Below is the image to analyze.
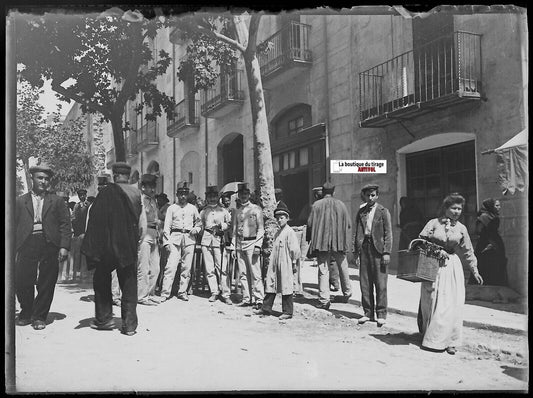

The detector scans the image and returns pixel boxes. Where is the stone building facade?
[102,8,528,294]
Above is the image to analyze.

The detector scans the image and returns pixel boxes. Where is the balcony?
[359,31,482,128]
[258,21,313,89]
[166,99,200,138]
[136,120,159,151]
[201,69,245,118]
[124,130,138,159]
[106,148,115,169]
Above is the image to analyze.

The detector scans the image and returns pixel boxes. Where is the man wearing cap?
[354,184,392,327]
[254,202,301,319]
[82,162,147,336]
[137,174,161,306]
[71,188,89,281]
[232,182,265,308]
[220,191,237,296]
[198,186,232,303]
[160,181,201,302]
[15,165,72,330]
[306,181,353,310]
[155,193,171,295]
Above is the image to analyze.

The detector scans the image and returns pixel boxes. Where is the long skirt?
[418,253,465,350]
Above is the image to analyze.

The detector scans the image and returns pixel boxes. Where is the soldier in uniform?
[198,186,232,303]
[220,191,237,301]
[160,181,201,302]
[137,174,161,306]
[15,165,72,330]
[232,183,265,308]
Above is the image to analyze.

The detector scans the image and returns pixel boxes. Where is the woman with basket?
[417,193,483,355]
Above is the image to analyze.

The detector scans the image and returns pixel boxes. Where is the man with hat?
[306,181,353,310]
[154,193,171,295]
[71,188,89,281]
[353,183,392,327]
[232,182,265,308]
[137,174,161,306]
[82,162,147,336]
[15,164,72,330]
[198,186,232,303]
[159,181,201,302]
[254,202,301,319]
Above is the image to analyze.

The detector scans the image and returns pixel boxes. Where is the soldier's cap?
[322,181,335,191]
[141,174,157,185]
[274,188,283,195]
[111,162,132,175]
[76,189,87,195]
[274,201,290,218]
[361,183,379,193]
[176,181,189,192]
[206,185,219,196]
[29,164,54,177]
[237,182,250,193]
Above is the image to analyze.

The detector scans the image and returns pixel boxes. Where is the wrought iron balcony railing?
[136,120,159,150]
[201,69,245,117]
[167,99,200,136]
[359,31,482,127]
[258,21,312,79]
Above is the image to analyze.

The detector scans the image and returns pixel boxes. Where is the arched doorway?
[218,133,244,186]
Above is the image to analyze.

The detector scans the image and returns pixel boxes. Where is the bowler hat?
[274,201,290,217]
[361,183,379,193]
[141,174,157,185]
[77,189,87,195]
[206,186,219,196]
[29,164,54,177]
[237,182,250,193]
[176,181,189,192]
[112,162,132,175]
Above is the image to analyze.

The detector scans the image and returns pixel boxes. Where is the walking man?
[232,183,265,308]
[82,162,146,336]
[199,186,232,303]
[306,181,352,310]
[15,165,72,330]
[137,174,161,306]
[354,184,392,327]
[160,181,201,302]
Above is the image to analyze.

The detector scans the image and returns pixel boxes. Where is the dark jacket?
[354,203,392,255]
[15,192,72,252]
[81,183,142,270]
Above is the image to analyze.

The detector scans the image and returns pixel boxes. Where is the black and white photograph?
[5,3,528,393]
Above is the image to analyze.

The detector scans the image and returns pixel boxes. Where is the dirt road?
[13,281,528,392]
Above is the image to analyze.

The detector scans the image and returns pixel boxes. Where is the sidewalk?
[299,260,528,335]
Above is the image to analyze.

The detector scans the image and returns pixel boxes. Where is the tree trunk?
[22,160,32,192]
[111,113,126,162]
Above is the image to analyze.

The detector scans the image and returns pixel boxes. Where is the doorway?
[280,170,309,226]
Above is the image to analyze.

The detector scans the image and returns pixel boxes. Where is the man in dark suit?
[15,165,72,330]
[353,184,392,327]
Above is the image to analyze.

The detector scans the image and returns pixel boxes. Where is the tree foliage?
[15,8,176,161]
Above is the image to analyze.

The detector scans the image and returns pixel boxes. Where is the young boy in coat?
[353,184,392,327]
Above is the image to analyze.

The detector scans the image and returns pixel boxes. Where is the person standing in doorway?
[15,165,72,330]
[354,184,392,327]
[306,181,352,310]
[82,162,146,336]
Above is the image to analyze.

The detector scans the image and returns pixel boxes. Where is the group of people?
[14,162,506,354]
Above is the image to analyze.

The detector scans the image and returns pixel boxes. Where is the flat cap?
[141,174,157,185]
[29,164,54,177]
[176,181,190,192]
[206,185,219,195]
[322,181,335,191]
[274,201,290,218]
[111,162,131,175]
[361,183,379,193]
[237,182,250,192]
[76,189,87,195]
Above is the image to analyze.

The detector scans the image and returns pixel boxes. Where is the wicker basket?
[396,239,443,283]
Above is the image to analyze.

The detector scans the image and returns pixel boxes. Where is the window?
[299,148,308,166]
[406,141,476,231]
[288,116,304,135]
[273,155,280,172]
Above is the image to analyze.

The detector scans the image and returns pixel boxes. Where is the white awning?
[492,129,528,195]
[494,128,528,152]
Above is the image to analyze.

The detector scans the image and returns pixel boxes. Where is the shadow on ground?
[45,312,66,325]
[75,316,122,330]
[80,295,95,302]
[501,365,529,382]
[370,332,421,347]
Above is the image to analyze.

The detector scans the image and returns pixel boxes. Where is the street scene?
[7,4,529,394]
